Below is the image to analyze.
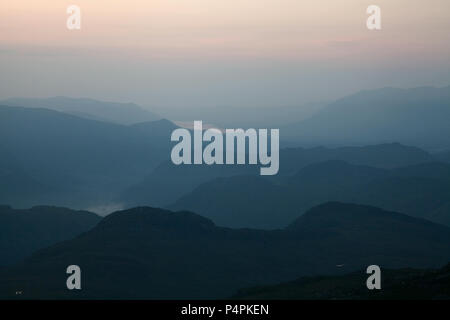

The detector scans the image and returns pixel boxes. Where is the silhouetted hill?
[391,162,450,180]
[287,160,388,189]
[130,119,178,138]
[356,176,450,222]
[0,144,53,205]
[0,106,176,208]
[121,160,258,208]
[1,97,160,125]
[279,143,433,176]
[1,203,450,299]
[287,202,448,238]
[170,161,450,228]
[283,86,450,150]
[233,263,450,300]
[0,206,100,266]
[170,175,294,229]
[122,143,432,208]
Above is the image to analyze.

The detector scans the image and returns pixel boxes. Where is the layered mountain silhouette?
[121,160,259,208]
[0,145,53,205]
[1,97,160,125]
[0,205,100,266]
[283,86,450,150]
[233,263,450,299]
[0,106,177,208]
[2,90,450,301]
[2,91,445,215]
[123,143,433,209]
[1,202,449,299]
[171,160,450,229]
[170,175,294,229]
[277,143,433,175]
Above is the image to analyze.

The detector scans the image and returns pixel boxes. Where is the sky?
[1,0,450,112]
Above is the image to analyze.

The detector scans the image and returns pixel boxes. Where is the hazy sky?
[1,0,450,110]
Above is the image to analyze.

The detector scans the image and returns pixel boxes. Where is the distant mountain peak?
[130,118,178,131]
[2,202,450,299]
[286,201,446,232]
[97,206,216,232]
[0,96,160,125]
[283,85,450,150]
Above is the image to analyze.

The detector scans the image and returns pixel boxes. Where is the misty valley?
[3,0,450,312]
[1,87,450,300]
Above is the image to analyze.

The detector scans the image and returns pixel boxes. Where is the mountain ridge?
[0,96,160,125]
[0,205,101,266]
[0,105,176,209]
[171,160,450,229]
[283,86,450,150]
[1,202,450,299]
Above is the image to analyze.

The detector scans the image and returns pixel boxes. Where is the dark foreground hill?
[0,206,101,266]
[1,202,450,299]
[233,263,450,300]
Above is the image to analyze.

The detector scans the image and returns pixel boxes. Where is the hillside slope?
[0,205,101,266]
[1,203,450,299]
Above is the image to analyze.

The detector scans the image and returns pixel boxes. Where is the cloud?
[86,203,125,216]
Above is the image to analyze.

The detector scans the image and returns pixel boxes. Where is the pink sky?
[1,0,449,108]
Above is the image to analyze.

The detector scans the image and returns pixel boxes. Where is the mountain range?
[122,143,434,209]
[1,202,449,299]
[283,86,450,151]
[3,86,450,214]
[1,87,450,301]
[0,205,100,266]
[0,105,176,209]
[0,97,160,125]
[233,263,450,300]
[169,160,450,229]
